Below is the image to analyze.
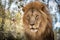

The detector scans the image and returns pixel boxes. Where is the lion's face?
[24,9,41,32]
[23,8,48,37]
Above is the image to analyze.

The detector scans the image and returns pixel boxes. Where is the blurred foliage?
[58,28,60,33]
[0,0,25,39]
[0,3,6,31]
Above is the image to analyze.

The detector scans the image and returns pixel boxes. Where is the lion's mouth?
[30,28,38,32]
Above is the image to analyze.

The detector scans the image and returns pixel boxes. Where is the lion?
[22,1,54,40]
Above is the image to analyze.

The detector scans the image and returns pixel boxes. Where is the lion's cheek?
[23,24,30,30]
[38,25,47,36]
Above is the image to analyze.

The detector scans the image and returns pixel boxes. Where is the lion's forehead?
[26,9,40,17]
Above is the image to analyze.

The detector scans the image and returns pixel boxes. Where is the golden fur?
[23,1,54,40]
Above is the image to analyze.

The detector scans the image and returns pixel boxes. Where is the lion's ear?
[22,6,29,12]
[41,4,49,13]
[22,7,25,12]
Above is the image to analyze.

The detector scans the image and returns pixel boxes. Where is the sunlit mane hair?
[23,1,54,40]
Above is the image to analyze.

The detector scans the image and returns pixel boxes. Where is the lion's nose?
[30,24,34,26]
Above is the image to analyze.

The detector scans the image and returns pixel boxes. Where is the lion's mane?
[23,1,54,40]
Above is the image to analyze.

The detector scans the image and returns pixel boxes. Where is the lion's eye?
[36,15,39,20]
[36,15,38,17]
[27,16,30,20]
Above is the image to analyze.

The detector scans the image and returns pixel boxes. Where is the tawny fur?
[23,1,54,40]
